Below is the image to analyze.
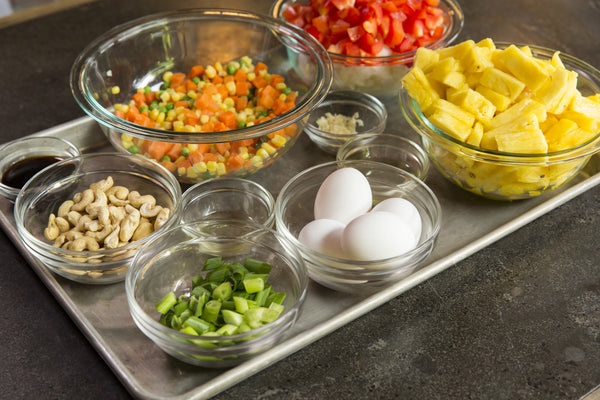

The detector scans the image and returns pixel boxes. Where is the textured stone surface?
[0,0,599,399]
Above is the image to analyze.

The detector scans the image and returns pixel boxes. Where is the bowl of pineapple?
[399,38,600,200]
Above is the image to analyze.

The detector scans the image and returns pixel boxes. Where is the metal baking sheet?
[1,116,599,400]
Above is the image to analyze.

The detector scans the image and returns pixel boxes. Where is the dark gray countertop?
[0,0,599,399]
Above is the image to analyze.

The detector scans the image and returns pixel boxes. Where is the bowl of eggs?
[274,160,441,293]
[272,0,464,99]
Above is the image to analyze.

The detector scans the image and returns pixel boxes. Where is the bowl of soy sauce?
[0,136,81,202]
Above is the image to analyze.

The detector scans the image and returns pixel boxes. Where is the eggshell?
[314,167,372,224]
[298,218,346,258]
[341,211,418,261]
[372,197,422,241]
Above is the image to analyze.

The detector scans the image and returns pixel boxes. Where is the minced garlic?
[316,112,364,135]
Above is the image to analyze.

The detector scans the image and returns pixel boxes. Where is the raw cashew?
[108,205,127,225]
[119,205,141,242]
[128,191,156,208]
[85,224,113,243]
[85,189,108,217]
[154,207,170,230]
[44,214,60,240]
[139,203,162,218]
[74,215,93,232]
[71,189,94,212]
[67,210,82,227]
[89,175,114,192]
[106,186,129,206]
[69,236,100,251]
[132,219,154,241]
[57,200,74,218]
[104,225,120,249]
[55,216,70,233]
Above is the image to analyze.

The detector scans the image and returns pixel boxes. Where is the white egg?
[372,197,422,241]
[341,211,418,261]
[314,167,372,224]
[298,219,346,258]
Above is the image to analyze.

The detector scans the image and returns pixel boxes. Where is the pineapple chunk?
[570,94,600,120]
[480,67,526,100]
[476,38,496,51]
[460,45,494,74]
[493,45,550,91]
[414,47,440,73]
[534,68,577,114]
[447,87,496,124]
[557,109,600,133]
[401,66,440,113]
[480,112,540,150]
[428,57,466,88]
[486,98,546,131]
[551,51,565,69]
[544,118,579,152]
[436,40,476,61]
[427,99,475,141]
[475,84,512,112]
[495,127,548,154]
[466,121,484,147]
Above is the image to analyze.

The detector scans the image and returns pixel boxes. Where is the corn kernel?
[187,144,198,152]
[259,69,268,77]
[161,121,172,130]
[160,91,170,102]
[225,81,236,95]
[166,109,176,121]
[247,72,256,81]
[247,121,255,127]
[111,86,120,95]
[261,142,277,155]
[216,162,227,175]
[238,146,249,159]
[174,155,185,164]
[175,106,186,115]
[241,56,252,66]
[271,135,287,148]
[186,90,197,99]
[251,155,263,167]
[214,62,224,74]
[150,108,160,120]
[256,148,270,159]
[186,167,199,178]
[177,113,186,122]
[205,65,217,79]
[216,154,226,163]
[240,65,250,74]
[177,167,186,176]
[200,114,210,124]
[171,92,182,102]
[207,161,218,173]
[156,112,166,124]
[223,97,235,108]
[173,120,185,132]
[279,93,287,101]
[163,71,173,82]
[275,82,286,91]
[193,162,207,173]
[185,124,195,132]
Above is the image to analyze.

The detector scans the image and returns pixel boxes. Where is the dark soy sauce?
[1,156,63,189]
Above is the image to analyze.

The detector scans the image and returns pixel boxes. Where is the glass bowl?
[0,136,81,202]
[14,153,182,284]
[181,177,275,227]
[337,133,430,181]
[125,218,308,368]
[271,0,463,99]
[70,9,332,184]
[399,44,600,200]
[274,160,441,294]
[304,90,387,154]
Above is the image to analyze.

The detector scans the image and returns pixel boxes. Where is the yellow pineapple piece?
[460,45,494,74]
[557,109,600,133]
[476,38,496,51]
[493,45,550,91]
[535,68,577,114]
[466,121,484,147]
[480,67,526,100]
[495,126,548,153]
[480,112,539,150]
[475,84,512,112]
[539,115,559,133]
[427,99,476,141]
[414,47,440,73]
[570,94,600,120]
[401,66,440,113]
[427,57,466,88]
[544,118,579,152]
[447,87,496,124]
[551,51,565,69]
[436,40,476,61]
[486,98,547,131]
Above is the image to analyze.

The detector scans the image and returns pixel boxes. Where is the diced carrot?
[186,115,199,126]
[212,75,223,85]
[175,100,191,109]
[252,75,267,89]
[257,85,279,110]
[188,65,204,79]
[255,62,268,74]
[270,74,284,87]
[132,91,146,106]
[195,93,220,113]
[225,153,244,171]
[215,142,231,155]
[145,92,156,104]
[217,84,229,100]
[188,150,203,165]
[204,152,219,162]
[114,110,125,119]
[160,160,177,172]
[185,80,197,91]
[176,159,191,169]
[286,91,298,103]
[174,85,187,93]
[236,81,251,96]
[233,68,247,82]
[147,141,173,161]
[218,110,237,130]
[224,75,235,84]
[196,143,211,154]
[170,72,186,88]
[166,143,183,160]
[235,95,248,112]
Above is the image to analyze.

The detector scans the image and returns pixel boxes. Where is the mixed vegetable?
[283,0,447,59]
[155,257,287,339]
[113,56,299,180]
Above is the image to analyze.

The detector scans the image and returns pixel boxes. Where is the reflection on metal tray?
[1,116,599,400]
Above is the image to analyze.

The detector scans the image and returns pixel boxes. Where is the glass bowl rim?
[400,42,600,164]
[70,8,333,144]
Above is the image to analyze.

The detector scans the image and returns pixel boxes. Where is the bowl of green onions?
[125,218,308,367]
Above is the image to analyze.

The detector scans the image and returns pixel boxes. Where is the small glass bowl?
[304,90,387,154]
[181,178,275,227]
[399,44,600,200]
[125,218,308,368]
[272,0,464,99]
[0,136,81,202]
[70,9,332,184]
[14,153,182,284]
[274,160,441,294]
[337,133,430,181]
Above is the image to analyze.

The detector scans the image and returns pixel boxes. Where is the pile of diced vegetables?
[113,56,299,179]
[155,257,287,339]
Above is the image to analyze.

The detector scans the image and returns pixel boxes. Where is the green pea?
[192,77,201,84]
[150,101,159,110]
[144,86,152,94]
[181,147,190,157]
[226,64,237,75]
[139,106,148,112]
[128,145,139,154]
[237,121,247,129]
[282,87,292,95]
[166,103,175,110]
[161,155,171,162]
[158,106,168,114]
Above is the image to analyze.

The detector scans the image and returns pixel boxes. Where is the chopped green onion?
[243,277,264,294]
[156,292,177,314]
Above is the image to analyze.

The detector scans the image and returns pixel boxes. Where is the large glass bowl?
[125,219,308,368]
[274,160,441,294]
[400,44,600,201]
[14,153,182,284]
[70,9,332,184]
[271,0,463,99]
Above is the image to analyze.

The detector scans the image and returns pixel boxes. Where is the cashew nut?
[85,189,108,218]
[119,205,140,242]
[85,223,113,243]
[66,210,82,227]
[104,225,120,249]
[108,205,127,225]
[106,186,129,206]
[128,191,156,208]
[44,214,60,241]
[71,189,94,212]
[139,203,163,218]
[89,175,114,192]
[74,214,93,232]
[57,200,74,218]
[68,236,100,251]
[154,207,170,230]
[132,219,154,241]
[55,216,70,233]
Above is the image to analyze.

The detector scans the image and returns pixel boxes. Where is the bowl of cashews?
[14,152,183,284]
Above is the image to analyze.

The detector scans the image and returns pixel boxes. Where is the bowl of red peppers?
[70,9,332,184]
[272,0,463,99]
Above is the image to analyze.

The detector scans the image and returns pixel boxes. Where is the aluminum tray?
[1,116,599,400]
